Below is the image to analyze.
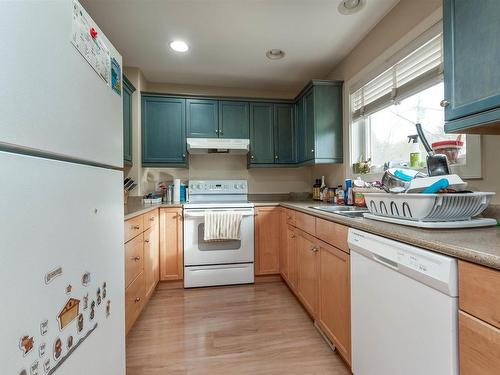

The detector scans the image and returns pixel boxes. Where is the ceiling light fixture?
[266,49,285,60]
[170,40,189,52]
[338,0,365,15]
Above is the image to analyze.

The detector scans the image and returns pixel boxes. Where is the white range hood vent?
[186,138,250,155]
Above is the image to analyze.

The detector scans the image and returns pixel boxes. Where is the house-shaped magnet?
[57,298,80,330]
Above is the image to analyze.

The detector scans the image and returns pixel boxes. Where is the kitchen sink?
[310,206,369,218]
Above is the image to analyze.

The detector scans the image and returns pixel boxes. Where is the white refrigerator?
[0,1,125,374]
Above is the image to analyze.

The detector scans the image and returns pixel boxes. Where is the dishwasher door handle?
[372,253,399,270]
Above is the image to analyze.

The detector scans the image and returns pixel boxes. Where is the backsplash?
[139,154,313,195]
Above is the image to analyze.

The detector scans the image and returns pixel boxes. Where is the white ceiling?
[82,0,399,93]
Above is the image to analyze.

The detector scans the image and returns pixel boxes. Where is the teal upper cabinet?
[249,103,274,164]
[219,101,249,139]
[274,104,295,164]
[123,75,136,165]
[296,81,343,164]
[142,96,187,167]
[186,99,219,138]
[444,0,500,134]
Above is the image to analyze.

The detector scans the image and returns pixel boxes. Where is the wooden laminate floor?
[126,282,351,375]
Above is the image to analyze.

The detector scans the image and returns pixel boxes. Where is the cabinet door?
[296,97,306,163]
[304,89,315,161]
[297,231,319,317]
[219,101,249,139]
[318,241,351,366]
[122,81,133,164]
[186,99,219,138]
[159,208,184,281]
[444,0,500,121]
[274,103,295,164]
[125,271,145,335]
[255,206,281,275]
[142,96,186,165]
[249,103,274,164]
[144,221,159,299]
[287,226,298,291]
[459,311,500,375]
[279,208,288,280]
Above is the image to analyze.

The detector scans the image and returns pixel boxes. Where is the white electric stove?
[183,180,255,288]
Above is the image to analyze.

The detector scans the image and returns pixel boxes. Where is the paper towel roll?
[173,179,181,203]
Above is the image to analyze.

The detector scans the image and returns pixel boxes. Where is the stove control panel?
[188,180,248,194]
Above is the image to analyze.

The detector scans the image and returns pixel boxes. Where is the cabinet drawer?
[315,218,349,254]
[459,261,500,329]
[286,209,296,226]
[125,215,143,243]
[125,233,144,288]
[125,272,145,335]
[295,211,315,235]
[143,209,158,231]
[459,311,500,375]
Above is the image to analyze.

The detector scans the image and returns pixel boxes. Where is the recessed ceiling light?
[338,0,365,15]
[170,40,189,52]
[266,49,285,60]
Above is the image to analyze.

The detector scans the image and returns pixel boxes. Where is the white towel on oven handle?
[204,210,242,241]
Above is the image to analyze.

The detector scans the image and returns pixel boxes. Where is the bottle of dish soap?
[408,134,421,169]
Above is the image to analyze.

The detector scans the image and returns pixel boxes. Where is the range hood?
[186,138,250,154]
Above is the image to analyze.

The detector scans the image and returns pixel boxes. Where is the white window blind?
[351,34,443,120]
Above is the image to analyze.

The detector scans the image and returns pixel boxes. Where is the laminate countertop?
[125,199,500,270]
[276,201,500,271]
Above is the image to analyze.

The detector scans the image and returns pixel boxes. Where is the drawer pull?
[132,225,140,230]
[149,217,155,221]
[134,297,141,303]
[291,234,296,238]
[311,246,319,253]
[131,256,141,261]
[144,239,150,244]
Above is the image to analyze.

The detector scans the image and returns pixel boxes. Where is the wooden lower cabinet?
[159,207,184,281]
[144,224,159,299]
[459,311,500,375]
[279,208,289,280]
[286,226,298,290]
[255,206,281,275]
[124,209,161,335]
[318,240,351,366]
[296,230,319,318]
[125,271,145,335]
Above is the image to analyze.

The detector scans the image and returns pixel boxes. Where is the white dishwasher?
[348,229,459,375]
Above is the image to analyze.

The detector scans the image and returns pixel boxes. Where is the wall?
[141,155,311,194]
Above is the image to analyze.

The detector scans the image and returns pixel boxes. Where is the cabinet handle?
[311,149,315,153]
[440,100,450,107]
[215,129,219,134]
[132,225,140,230]
[144,239,150,244]
[251,155,255,159]
[149,217,155,222]
[134,297,141,303]
[275,155,278,159]
[290,234,295,238]
[182,153,186,158]
[287,215,292,220]
[220,131,223,136]
[311,246,319,252]
[131,256,141,261]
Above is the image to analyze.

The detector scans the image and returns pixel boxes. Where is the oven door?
[183,208,255,266]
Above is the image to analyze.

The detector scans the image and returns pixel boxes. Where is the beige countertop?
[124,198,500,270]
[278,201,500,271]
[124,199,182,220]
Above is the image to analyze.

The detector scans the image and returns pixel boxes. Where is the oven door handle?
[183,210,255,218]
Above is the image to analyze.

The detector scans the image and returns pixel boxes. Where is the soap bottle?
[408,134,421,169]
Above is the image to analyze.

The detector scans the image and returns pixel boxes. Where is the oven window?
[197,223,242,251]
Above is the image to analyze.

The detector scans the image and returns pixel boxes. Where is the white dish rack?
[363,192,495,222]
